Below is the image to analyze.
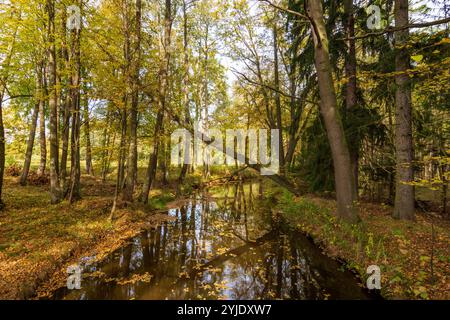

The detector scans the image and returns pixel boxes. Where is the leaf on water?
[411,55,424,63]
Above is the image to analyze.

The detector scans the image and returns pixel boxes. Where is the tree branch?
[231,68,318,106]
[342,17,450,40]
[257,0,308,20]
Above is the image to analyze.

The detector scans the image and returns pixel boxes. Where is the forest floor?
[0,175,178,300]
[271,188,450,300]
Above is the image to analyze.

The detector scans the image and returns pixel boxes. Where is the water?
[51,182,372,300]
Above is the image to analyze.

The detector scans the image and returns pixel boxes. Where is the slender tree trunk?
[68,7,82,203]
[21,64,44,185]
[60,5,71,188]
[142,109,164,204]
[101,108,112,182]
[441,164,448,218]
[20,92,40,186]
[393,0,415,220]
[0,11,20,207]
[123,0,142,202]
[202,23,210,179]
[161,136,169,186]
[60,87,71,186]
[306,0,359,223]
[284,53,299,168]
[68,94,81,202]
[83,99,94,175]
[273,20,285,174]
[343,0,359,195]
[0,90,6,208]
[38,65,47,176]
[0,94,5,208]
[112,0,132,215]
[142,0,172,204]
[178,0,191,187]
[111,104,127,217]
[46,0,62,204]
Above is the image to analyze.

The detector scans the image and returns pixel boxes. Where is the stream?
[51,181,373,300]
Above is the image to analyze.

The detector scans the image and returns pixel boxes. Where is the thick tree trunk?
[343,0,359,195]
[393,0,415,220]
[123,0,142,202]
[46,0,62,204]
[306,0,359,223]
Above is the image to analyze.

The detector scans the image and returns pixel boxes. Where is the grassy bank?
[269,188,449,300]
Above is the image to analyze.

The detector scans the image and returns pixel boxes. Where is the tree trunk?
[202,23,211,179]
[161,137,169,186]
[68,7,82,203]
[123,0,142,202]
[0,11,20,207]
[142,109,164,204]
[46,0,62,204]
[38,65,47,177]
[284,54,299,168]
[273,20,285,174]
[60,4,71,188]
[101,108,112,182]
[20,63,44,185]
[393,0,415,220]
[60,86,72,186]
[343,0,359,195]
[306,0,359,223]
[20,95,40,186]
[0,94,5,209]
[178,0,191,188]
[68,93,81,202]
[112,0,132,215]
[83,99,94,175]
[111,104,127,216]
[142,0,172,204]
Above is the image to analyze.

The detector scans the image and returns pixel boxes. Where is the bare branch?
[231,68,318,106]
[257,0,308,20]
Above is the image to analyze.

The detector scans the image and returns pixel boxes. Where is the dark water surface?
[51,182,372,300]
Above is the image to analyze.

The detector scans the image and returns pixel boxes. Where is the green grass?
[270,186,450,300]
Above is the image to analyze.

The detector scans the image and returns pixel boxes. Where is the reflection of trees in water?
[55,182,370,300]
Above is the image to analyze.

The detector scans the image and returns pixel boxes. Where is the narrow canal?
[51,182,372,300]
